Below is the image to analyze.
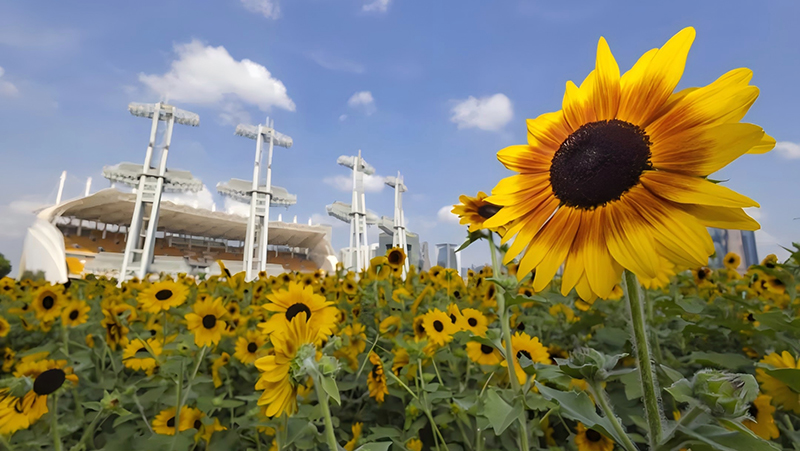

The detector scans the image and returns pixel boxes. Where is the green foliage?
[0,252,10,279]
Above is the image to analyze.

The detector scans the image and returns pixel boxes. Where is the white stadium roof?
[39,188,330,247]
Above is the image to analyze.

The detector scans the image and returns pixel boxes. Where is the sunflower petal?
[641,171,759,208]
[562,80,595,131]
[604,201,660,279]
[591,37,621,120]
[747,133,776,154]
[618,27,696,126]
[680,204,760,231]
[583,209,623,299]
[526,111,571,152]
[497,145,553,174]
[503,199,559,264]
[518,207,579,281]
[532,209,581,292]
[650,122,765,176]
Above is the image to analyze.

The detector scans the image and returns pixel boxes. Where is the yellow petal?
[560,238,585,297]
[562,80,594,131]
[497,145,553,174]
[618,27,696,126]
[640,171,759,208]
[582,209,623,299]
[604,201,660,279]
[575,273,598,303]
[591,37,621,120]
[517,207,576,277]
[747,133,776,154]
[679,204,760,231]
[502,198,559,264]
[650,122,765,176]
[526,111,571,152]
[532,209,581,292]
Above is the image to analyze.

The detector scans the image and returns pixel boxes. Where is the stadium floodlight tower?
[385,172,409,276]
[235,117,293,281]
[120,102,199,281]
[337,151,375,273]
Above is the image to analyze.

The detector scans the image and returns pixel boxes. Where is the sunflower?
[255,311,319,418]
[179,406,205,432]
[2,347,15,372]
[379,316,402,337]
[723,252,742,270]
[743,394,779,440]
[101,313,129,351]
[386,247,407,270]
[152,407,179,435]
[367,352,388,403]
[451,191,504,233]
[31,286,66,322]
[574,423,614,451]
[185,297,228,348]
[460,308,488,336]
[422,309,459,347]
[212,352,230,388]
[137,280,189,313]
[511,332,550,385]
[61,300,91,327]
[260,282,337,341]
[466,341,503,366]
[234,330,267,365]
[549,303,577,323]
[756,351,800,413]
[405,438,423,451]
[0,317,9,338]
[412,316,427,342]
[344,422,363,451]
[341,277,358,296]
[483,27,773,301]
[122,338,163,375]
[367,257,391,281]
[0,392,43,435]
[197,417,227,444]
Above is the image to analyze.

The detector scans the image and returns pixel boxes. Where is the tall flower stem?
[50,394,63,451]
[313,377,338,451]
[623,270,663,448]
[488,234,529,451]
[588,381,638,451]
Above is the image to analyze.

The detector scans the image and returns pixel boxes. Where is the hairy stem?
[588,381,639,451]
[313,377,339,451]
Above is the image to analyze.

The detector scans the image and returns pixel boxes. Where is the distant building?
[436,243,461,270]
[708,228,758,271]
[378,231,422,268]
[420,242,431,271]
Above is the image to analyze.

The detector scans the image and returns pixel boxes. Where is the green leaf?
[456,230,486,252]
[112,413,138,428]
[676,296,706,314]
[688,352,754,371]
[678,423,781,451]
[354,443,392,451]
[535,382,627,446]
[754,311,800,334]
[365,427,401,440]
[321,376,341,406]
[482,388,523,435]
[665,378,695,404]
[619,369,642,401]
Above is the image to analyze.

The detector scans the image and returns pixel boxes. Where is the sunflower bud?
[558,348,628,382]
[692,370,758,417]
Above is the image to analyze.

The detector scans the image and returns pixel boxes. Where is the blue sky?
[1,0,798,274]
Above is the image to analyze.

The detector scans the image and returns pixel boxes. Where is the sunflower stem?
[588,381,639,451]
[313,375,339,451]
[488,234,530,451]
[171,360,185,442]
[623,270,664,448]
[50,394,63,451]
[644,289,663,363]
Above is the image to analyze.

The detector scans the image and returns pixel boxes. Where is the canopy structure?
[102,162,203,192]
[21,188,337,281]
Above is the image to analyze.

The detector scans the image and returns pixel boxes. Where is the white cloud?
[138,40,295,118]
[309,213,347,229]
[323,173,385,193]
[0,66,19,97]
[437,205,460,225]
[450,93,513,131]
[241,0,280,19]
[363,0,391,13]
[775,141,800,160]
[347,91,376,115]
[163,185,216,211]
[309,52,364,74]
[218,102,252,127]
[339,114,348,122]
[0,199,48,239]
[223,198,250,217]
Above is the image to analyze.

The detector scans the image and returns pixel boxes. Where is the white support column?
[55,171,67,205]
[258,118,275,275]
[243,123,263,281]
[139,114,174,278]
[84,177,92,197]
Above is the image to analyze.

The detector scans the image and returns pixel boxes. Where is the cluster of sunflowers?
[1,24,797,451]
[0,242,798,450]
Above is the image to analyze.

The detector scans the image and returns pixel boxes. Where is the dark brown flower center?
[247,342,258,353]
[42,295,55,310]
[468,317,478,327]
[480,344,494,355]
[69,309,79,320]
[585,429,603,442]
[155,289,173,301]
[388,250,403,265]
[449,314,458,324]
[516,350,532,361]
[550,119,652,209]
[167,417,175,428]
[286,303,312,322]
[477,203,502,219]
[194,419,202,429]
[136,347,148,355]
[202,315,217,329]
[433,320,444,332]
[33,368,66,395]
[748,403,759,418]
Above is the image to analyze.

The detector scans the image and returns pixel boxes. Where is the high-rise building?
[436,243,461,270]
[708,228,758,271]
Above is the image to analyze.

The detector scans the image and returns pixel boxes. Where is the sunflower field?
[1,26,796,451]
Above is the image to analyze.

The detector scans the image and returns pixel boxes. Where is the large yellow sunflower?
[122,338,163,375]
[61,300,91,327]
[466,341,503,366]
[422,309,459,347]
[234,330,267,365]
[185,297,228,348]
[255,311,319,418]
[574,423,615,451]
[743,394,780,440]
[260,282,337,340]
[31,285,66,322]
[756,351,800,413]
[483,27,773,300]
[451,192,504,233]
[367,352,388,403]
[510,332,550,385]
[385,247,407,270]
[138,280,189,313]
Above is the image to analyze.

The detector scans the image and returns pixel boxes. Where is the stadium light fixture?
[120,102,200,281]
[236,117,294,281]
[329,151,374,273]
[385,172,409,276]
